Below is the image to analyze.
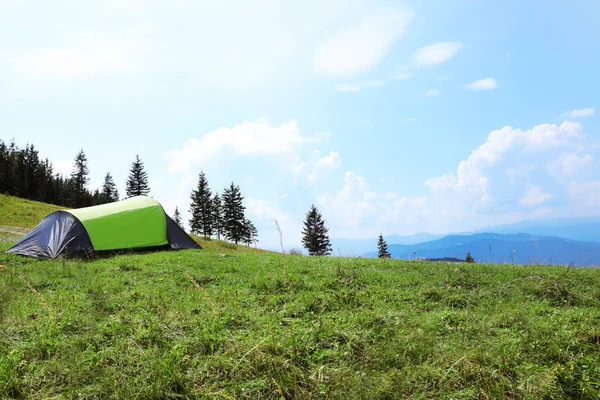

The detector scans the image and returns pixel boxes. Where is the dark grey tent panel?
[165,215,201,250]
[7,211,93,259]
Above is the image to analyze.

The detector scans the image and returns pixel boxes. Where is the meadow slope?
[0,194,263,253]
[2,241,600,398]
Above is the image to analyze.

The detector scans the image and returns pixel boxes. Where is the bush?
[289,248,303,256]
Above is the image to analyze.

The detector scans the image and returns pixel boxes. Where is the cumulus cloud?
[563,108,595,118]
[295,150,341,183]
[246,197,303,247]
[411,42,462,67]
[318,119,598,239]
[548,152,593,176]
[314,8,413,77]
[318,172,378,229]
[466,78,498,90]
[519,186,553,207]
[166,119,307,175]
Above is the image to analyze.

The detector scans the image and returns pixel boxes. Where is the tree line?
[2,139,393,257]
[0,139,259,246]
[0,140,151,208]
[186,171,257,247]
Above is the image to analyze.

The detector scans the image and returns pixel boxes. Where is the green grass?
[2,194,600,398]
[0,194,64,228]
[2,244,600,398]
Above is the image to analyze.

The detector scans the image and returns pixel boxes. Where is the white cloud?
[548,152,593,176]
[563,108,595,118]
[334,80,386,92]
[295,150,341,183]
[246,197,302,247]
[318,171,378,229]
[315,118,600,239]
[411,42,462,67]
[5,25,155,81]
[466,78,498,90]
[519,186,553,207]
[424,88,440,97]
[425,121,586,213]
[166,119,307,175]
[568,181,600,206]
[314,8,413,77]
[2,1,385,92]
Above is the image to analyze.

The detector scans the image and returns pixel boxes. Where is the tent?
[6,196,200,259]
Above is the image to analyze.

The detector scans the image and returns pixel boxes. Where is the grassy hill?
[2,196,600,398]
[0,194,259,253]
[0,194,64,228]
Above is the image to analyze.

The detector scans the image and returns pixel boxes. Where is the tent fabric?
[66,196,168,251]
[6,196,200,259]
[6,211,93,259]
[165,214,200,249]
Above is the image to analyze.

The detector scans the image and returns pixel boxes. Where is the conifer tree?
[211,193,223,240]
[125,155,150,198]
[69,148,90,207]
[377,233,391,259]
[173,206,183,229]
[465,252,475,263]
[222,182,246,244]
[92,188,102,205]
[301,204,332,256]
[101,172,119,203]
[242,218,258,247]
[188,171,213,236]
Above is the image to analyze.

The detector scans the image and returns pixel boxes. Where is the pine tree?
[188,171,213,236]
[125,155,150,198]
[101,172,119,203]
[173,206,183,229]
[91,188,102,205]
[301,204,332,256]
[69,148,90,207]
[377,233,391,259]
[465,252,475,263]
[211,193,223,240]
[222,182,246,244]
[242,218,258,247]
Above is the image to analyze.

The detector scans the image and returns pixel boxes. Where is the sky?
[1,0,599,248]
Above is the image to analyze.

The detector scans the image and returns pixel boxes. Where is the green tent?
[7,196,200,259]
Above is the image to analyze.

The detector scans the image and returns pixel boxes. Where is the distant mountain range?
[330,217,600,266]
[476,217,600,242]
[362,233,600,266]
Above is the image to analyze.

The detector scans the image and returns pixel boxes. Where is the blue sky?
[1,0,599,248]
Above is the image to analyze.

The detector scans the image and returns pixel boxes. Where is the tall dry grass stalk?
[184,272,218,314]
[25,280,55,319]
[272,219,289,285]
